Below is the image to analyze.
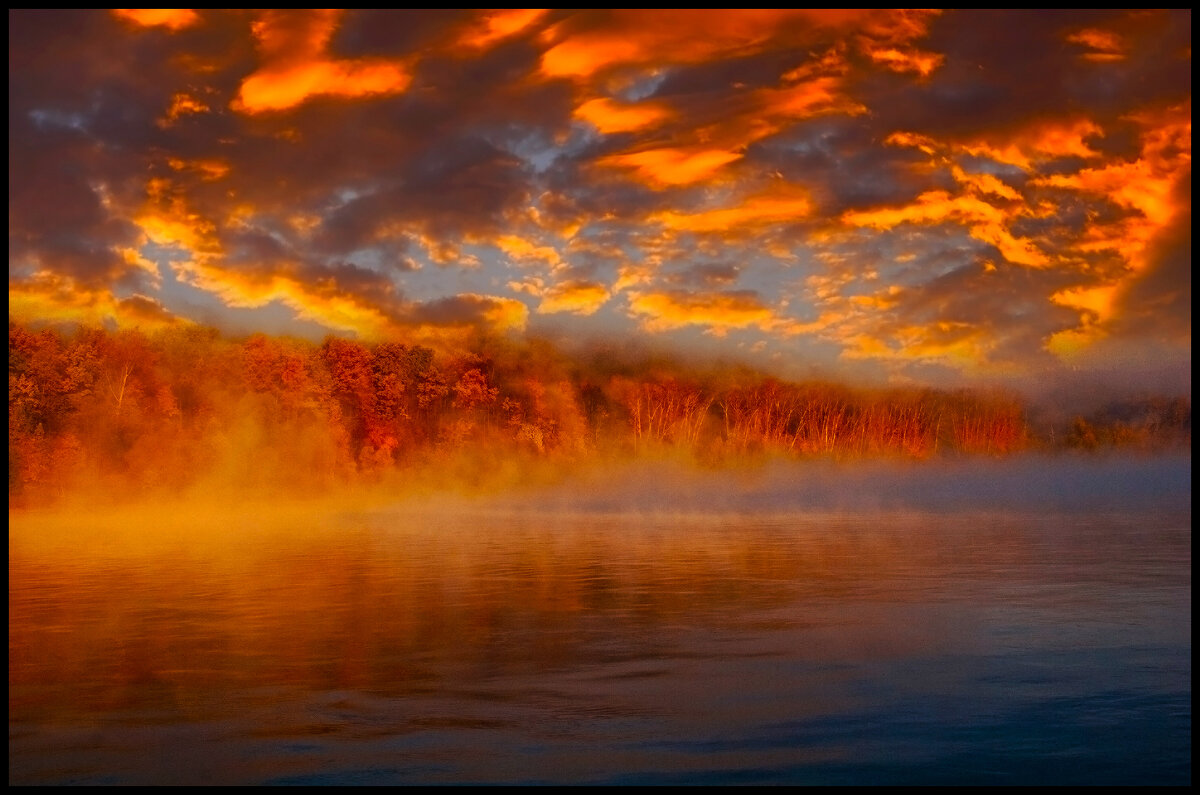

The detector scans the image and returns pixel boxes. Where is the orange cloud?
[1051,284,1119,322]
[876,104,1187,364]
[402,232,472,268]
[573,97,671,134]
[1036,103,1189,272]
[540,9,873,79]
[1044,325,1107,359]
[134,191,387,339]
[158,93,210,127]
[173,258,527,341]
[495,234,564,269]
[884,130,939,155]
[135,179,221,258]
[569,12,934,188]
[166,157,230,181]
[1045,284,1122,358]
[1067,28,1125,62]
[129,171,527,342]
[525,197,586,241]
[460,8,549,49]
[841,322,994,370]
[237,61,411,115]
[804,266,1008,374]
[1035,104,1190,359]
[233,10,411,113]
[889,119,1105,172]
[856,8,944,76]
[626,289,815,337]
[847,285,904,310]
[173,259,399,337]
[1040,154,1178,232]
[512,278,611,315]
[793,277,999,371]
[116,246,163,287]
[950,165,1020,201]
[593,60,863,187]
[968,224,1051,270]
[866,47,943,77]
[613,264,655,293]
[753,74,867,126]
[960,119,1103,171]
[651,187,812,233]
[113,9,199,31]
[842,190,1050,268]
[9,272,187,332]
[599,147,744,187]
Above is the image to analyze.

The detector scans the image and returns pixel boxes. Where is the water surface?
[9,457,1191,784]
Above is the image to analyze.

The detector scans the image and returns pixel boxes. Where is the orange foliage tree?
[7,319,1189,506]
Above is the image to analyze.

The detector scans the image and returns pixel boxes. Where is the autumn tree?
[319,336,385,467]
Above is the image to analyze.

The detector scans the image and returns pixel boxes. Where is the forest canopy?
[9,320,1191,507]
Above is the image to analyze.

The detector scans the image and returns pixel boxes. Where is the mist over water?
[424,453,1192,517]
[9,454,1192,785]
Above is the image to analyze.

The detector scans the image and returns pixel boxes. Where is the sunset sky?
[8,9,1191,390]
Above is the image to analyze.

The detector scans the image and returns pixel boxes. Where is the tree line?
[9,321,1191,505]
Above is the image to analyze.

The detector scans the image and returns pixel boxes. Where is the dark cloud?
[751,118,956,217]
[1110,173,1192,340]
[334,9,472,58]
[313,135,532,253]
[409,293,525,330]
[8,122,142,286]
[871,10,1190,144]
[116,293,182,325]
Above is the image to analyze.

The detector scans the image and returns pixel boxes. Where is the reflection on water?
[8,460,1192,785]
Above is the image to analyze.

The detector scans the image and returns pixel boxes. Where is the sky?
[8,9,1192,392]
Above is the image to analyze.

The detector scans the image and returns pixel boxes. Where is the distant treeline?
[8,321,1191,505]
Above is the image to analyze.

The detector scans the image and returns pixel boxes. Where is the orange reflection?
[9,501,1042,714]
